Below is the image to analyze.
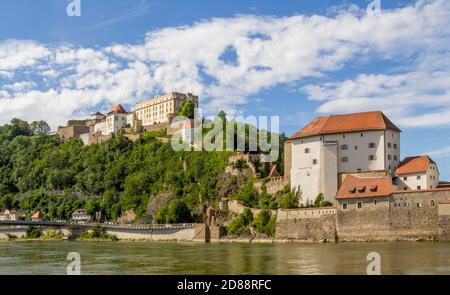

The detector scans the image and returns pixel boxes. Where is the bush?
[251,210,276,236]
[6,233,17,240]
[25,226,42,239]
[80,224,117,241]
[278,185,300,209]
[227,216,249,236]
[155,200,191,224]
[42,230,63,239]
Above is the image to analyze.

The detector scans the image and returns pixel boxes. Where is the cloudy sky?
[0,0,449,179]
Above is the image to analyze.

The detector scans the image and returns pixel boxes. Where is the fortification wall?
[276,208,337,242]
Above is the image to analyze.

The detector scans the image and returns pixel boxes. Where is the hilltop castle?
[57,92,199,145]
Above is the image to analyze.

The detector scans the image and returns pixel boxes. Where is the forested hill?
[0,118,231,222]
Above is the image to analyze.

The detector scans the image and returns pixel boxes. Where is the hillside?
[0,118,288,224]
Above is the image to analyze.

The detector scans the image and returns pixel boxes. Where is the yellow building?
[133,92,199,126]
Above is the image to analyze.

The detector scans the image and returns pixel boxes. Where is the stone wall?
[389,190,450,240]
[284,141,292,182]
[336,189,450,241]
[228,200,276,217]
[276,213,337,242]
[253,176,288,195]
[337,197,391,241]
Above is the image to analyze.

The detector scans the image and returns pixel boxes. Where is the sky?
[0,0,449,179]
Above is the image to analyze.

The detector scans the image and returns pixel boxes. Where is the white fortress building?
[285,111,440,205]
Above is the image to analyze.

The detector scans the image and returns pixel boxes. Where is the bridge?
[0,221,202,241]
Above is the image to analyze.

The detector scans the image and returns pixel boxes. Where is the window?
[388,155,392,160]
[304,148,311,153]
[368,155,376,161]
[368,143,376,148]
[393,143,398,149]
[394,200,401,207]
[387,142,392,148]
[374,200,378,205]
[341,157,349,163]
[342,134,346,138]
[403,177,407,181]
[312,159,318,165]
[394,155,398,161]
[354,146,358,150]
[403,186,408,190]
[357,201,363,210]
[342,203,348,210]
[417,175,421,180]
[416,202,422,208]
[341,144,348,150]
[430,200,435,206]
[417,186,421,190]
[360,133,364,137]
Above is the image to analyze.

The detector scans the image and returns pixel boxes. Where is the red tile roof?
[336,175,393,199]
[107,104,128,115]
[289,111,401,140]
[395,155,436,175]
[91,111,105,117]
[31,210,43,218]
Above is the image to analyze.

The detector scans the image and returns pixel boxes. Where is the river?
[1,240,450,275]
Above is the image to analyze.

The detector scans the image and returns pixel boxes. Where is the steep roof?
[107,104,128,115]
[336,175,393,199]
[395,155,437,175]
[31,210,43,218]
[91,111,105,117]
[289,111,401,140]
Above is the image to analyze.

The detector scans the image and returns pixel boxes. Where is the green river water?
[1,240,450,275]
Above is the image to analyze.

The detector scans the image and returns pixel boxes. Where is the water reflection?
[0,241,449,275]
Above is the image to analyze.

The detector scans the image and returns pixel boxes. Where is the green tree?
[30,121,50,135]
[177,100,195,119]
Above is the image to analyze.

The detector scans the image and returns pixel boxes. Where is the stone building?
[394,155,440,190]
[286,111,401,204]
[335,175,450,241]
[133,92,199,126]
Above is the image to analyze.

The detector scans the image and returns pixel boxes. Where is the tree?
[279,185,300,209]
[31,121,51,135]
[177,100,195,119]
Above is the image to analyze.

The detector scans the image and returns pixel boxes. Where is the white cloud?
[428,145,450,158]
[0,0,449,130]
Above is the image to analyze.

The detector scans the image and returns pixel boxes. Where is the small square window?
[394,155,398,161]
[341,157,349,163]
[304,148,311,153]
[357,201,363,210]
[342,203,348,210]
[388,155,392,160]
[403,176,407,181]
[368,155,375,161]
[368,143,376,148]
[393,144,398,149]
[354,146,358,150]
[417,175,421,180]
[341,144,348,150]
[312,159,318,165]
[417,186,421,190]
[387,142,392,148]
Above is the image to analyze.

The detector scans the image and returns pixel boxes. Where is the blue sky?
[0,0,449,179]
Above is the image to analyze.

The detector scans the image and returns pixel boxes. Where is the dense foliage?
[0,119,230,223]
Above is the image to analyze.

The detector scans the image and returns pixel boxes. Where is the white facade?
[105,114,128,134]
[396,163,440,190]
[94,121,106,135]
[290,130,400,205]
[134,92,199,126]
